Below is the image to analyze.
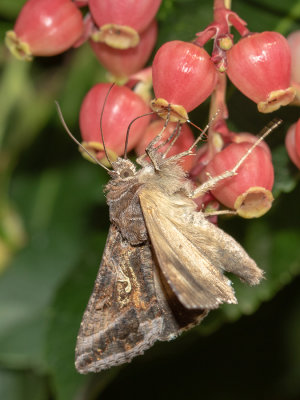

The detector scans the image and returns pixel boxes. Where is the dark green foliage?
[0,1,300,399]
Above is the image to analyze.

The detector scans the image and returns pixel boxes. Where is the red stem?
[214,0,226,9]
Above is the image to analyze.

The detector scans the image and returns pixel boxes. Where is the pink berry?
[5,0,84,60]
[285,119,300,169]
[152,41,217,120]
[287,30,300,83]
[89,0,161,33]
[201,142,274,218]
[226,31,295,113]
[79,83,151,163]
[287,30,300,102]
[90,19,157,79]
[73,0,88,6]
[135,120,195,171]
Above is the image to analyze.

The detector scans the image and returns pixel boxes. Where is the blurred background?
[0,1,300,399]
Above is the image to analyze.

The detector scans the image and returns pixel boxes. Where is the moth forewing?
[75,225,165,373]
[139,188,236,309]
[139,178,263,310]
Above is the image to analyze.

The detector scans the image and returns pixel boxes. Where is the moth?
[56,102,280,374]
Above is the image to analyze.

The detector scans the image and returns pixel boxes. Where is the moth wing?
[139,190,237,309]
[75,225,164,374]
[185,217,263,286]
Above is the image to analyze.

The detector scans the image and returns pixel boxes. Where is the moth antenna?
[55,101,110,172]
[123,111,155,159]
[187,119,203,134]
[100,84,115,168]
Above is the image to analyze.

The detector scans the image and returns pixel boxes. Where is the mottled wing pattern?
[75,224,209,373]
[75,225,164,373]
[106,179,148,245]
[139,188,263,310]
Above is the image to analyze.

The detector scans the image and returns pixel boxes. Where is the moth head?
[109,158,137,180]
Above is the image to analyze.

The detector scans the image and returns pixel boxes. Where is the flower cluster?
[5,0,300,218]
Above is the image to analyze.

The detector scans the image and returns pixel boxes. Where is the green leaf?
[0,368,48,400]
[0,0,26,19]
[0,162,107,370]
[157,0,213,45]
[272,145,299,197]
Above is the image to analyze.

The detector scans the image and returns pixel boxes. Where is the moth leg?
[145,109,172,170]
[147,108,171,151]
[191,169,237,199]
[166,148,195,163]
[167,111,226,163]
[136,154,149,167]
[203,209,237,217]
[158,121,181,158]
[191,119,283,199]
[136,120,181,167]
[166,122,210,163]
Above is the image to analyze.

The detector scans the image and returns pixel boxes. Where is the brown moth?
[68,113,281,374]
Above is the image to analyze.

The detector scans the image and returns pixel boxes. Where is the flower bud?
[5,0,83,60]
[285,119,300,169]
[79,83,151,164]
[287,30,300,103]
[201,142,274,218]
[227,32,295,113]
[89,0,161,33]
[89,0,161,49]
[90,20,157,79]
[151,41,217,121]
